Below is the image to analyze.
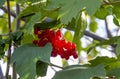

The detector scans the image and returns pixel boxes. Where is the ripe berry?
[33,28,78,60]
[33,40,38,45]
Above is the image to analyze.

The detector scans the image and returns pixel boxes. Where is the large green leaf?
[52,64,106,79]
[47,0,102,24]
[11,43,52,79]
[0,0,5,7]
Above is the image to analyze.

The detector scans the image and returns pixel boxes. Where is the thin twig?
[0,6,25,21]
[84,30,107,41]
[0,64,4,79]
[15,4,20,31]
[12,62,17,79]
[5,0,12,79]
[105,18,112,38]
[50,63,63,69]
[12,4,20,79]
[105,18,116,54]
[0,6,16,18]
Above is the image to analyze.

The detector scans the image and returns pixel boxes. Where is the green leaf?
[89,56,117,67]
[21,33,34,44]
[107,61,120,70]
[113,17,120,26]
[116,37,120,55]
[11,31,24,44]
[25,12,43,33]
[0,0,5,7]
[95,7,109,19]
[73,13,87,53]
[19,3,44,18]
[62,59,69,67]
[47,0,102,24]
[88,36,119,53]
[64,30,73,42]
[107,67,120,79]
[36,61,48,77]
[65,18,76,31]
[52,64,106,79]
[112,3,120,26]
[89,20,98,33]
[11,43,52,79]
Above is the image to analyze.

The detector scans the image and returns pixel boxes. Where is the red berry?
[51,49,58,57]
[33,40,38,45]
[73,53,78,59]
[33,28,78,60]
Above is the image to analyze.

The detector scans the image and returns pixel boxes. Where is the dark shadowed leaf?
[36,61,48,77]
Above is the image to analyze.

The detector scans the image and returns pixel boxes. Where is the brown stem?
[6,1,12,33]
[15,4,20,31]
[5,45,12,79]
[105,18,112,38]
[0,64,4,79]
[84,30,107,41]
[0,6,16,18]
[12,4,20,79]
[0,6,25,21]
[12,62,17,79]
[5,0,12,79]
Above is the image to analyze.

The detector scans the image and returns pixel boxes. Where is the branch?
[0,64,4,79]
[15,4,20,31]
[12,4,20,79]
[84,30,107,41]
[0,6,16,18]
[0,6,25,21]
[105,18,112,38]
[50,63,63,69]
[5,0,12,79]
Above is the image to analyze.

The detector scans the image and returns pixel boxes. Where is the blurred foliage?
[0,0,120,79]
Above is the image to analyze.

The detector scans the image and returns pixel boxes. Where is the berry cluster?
[33,28,78,60]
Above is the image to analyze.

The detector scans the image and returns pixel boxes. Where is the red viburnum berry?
[33,28,78,60]
[73,53,78,59]
[51,48,58,57]
[33,40,38,45]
